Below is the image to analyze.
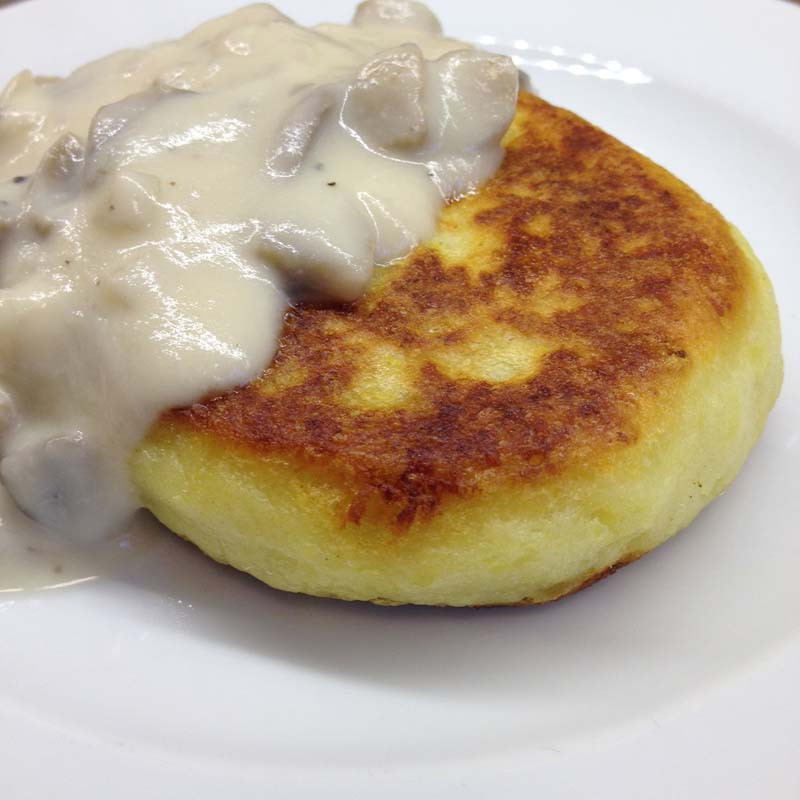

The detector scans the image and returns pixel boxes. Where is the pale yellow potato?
[131,94,782,606]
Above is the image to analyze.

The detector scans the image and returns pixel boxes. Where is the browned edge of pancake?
[156,92,748,530]
[358,551,646,607]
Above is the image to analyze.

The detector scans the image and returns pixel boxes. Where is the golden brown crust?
[531,551,644,606]
[360,552,644,607]
[162,93,747,526]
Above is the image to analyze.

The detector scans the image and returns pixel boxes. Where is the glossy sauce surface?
[0,1,518,587]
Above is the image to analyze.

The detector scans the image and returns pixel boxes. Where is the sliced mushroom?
[26,132,85,228]
[341,44,426,151]
[428,50,518,151]
[85,87,178,182]
[265,86,335,178]
[258,189,375,303]
[0,431,131,541]
[352,0,442,34]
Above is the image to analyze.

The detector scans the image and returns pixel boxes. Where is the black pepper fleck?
[326,181,336,186]
[109,204,115,211]
[12,175,27,184]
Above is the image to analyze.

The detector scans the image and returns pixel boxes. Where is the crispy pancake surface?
[132,93,782,606]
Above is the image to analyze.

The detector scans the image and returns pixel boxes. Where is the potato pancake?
[131,92,782,606]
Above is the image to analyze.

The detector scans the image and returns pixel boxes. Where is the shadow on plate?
[106,422,799,705]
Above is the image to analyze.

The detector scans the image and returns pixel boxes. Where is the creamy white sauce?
[0,1,518,586]
[0,484,163,593]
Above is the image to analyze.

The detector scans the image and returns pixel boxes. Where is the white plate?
[1,0,799,797]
